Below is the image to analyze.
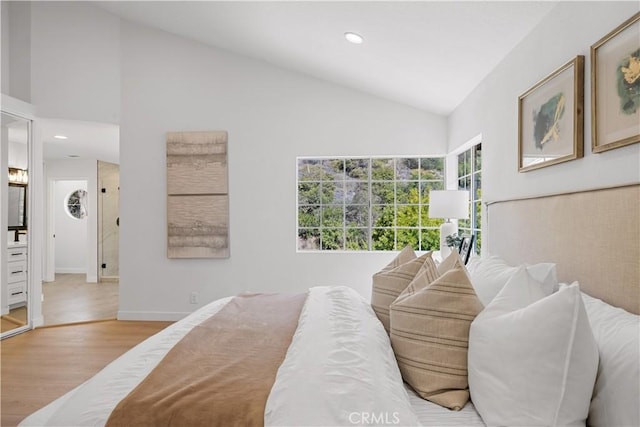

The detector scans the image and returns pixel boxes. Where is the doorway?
[54,180,89,276]
[43,172,119,326]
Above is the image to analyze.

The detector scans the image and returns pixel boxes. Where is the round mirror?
[65,189,88,219]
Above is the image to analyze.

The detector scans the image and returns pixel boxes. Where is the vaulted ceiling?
[40,1,558,163]
[98,1,556,115]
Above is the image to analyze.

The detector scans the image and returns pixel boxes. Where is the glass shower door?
[98,161,119,280]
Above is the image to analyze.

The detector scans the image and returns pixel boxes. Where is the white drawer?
[7,281,27,305]
[7,246,27,261]
[7,260,27,284]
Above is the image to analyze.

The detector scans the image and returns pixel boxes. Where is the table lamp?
[428,190,470,258]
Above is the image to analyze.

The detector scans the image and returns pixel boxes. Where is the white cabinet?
[7,244,27,307]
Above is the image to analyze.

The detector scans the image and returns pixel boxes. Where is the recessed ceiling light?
[68,155,80,158]
[54,135,68,140]
[344,32,364,44]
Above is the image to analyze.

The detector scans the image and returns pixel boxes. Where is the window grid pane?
[298,156,445,251]
[456,144,482,254]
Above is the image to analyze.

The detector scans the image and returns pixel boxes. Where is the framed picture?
[518,56,584,172]
[591,12,640,153]
[458,234,475,265]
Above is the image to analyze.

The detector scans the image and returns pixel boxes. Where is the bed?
[20,185,639,426]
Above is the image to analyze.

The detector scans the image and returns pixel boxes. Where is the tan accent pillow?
[390,264,483,410]
[394,258,440,304]
[371,247,434,333]
[436,249,462,276]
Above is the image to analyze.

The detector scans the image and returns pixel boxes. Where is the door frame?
[1,95,38,337]
[44,177,91,282]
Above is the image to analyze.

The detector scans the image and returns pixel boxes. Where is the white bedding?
[21,286,485,427]
[265,286,420,426]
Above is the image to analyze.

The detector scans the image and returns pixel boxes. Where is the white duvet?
[21,286,484,427]
[265,286,420,426]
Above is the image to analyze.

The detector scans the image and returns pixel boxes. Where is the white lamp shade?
[429,190,470,219]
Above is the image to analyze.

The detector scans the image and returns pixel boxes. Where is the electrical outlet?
[189,292,198,304]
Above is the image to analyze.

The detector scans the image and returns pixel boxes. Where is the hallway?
[43,274,118,326]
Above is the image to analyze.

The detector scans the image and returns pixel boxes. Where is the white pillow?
[569,286,640,427]
[466,255,557,305]
[468,268,598,426]
[525,262,558,294]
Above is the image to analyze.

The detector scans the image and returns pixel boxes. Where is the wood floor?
[1,320,172,427]
[43,274,119,326]
[1,307,27,334]
[1,274,118,334]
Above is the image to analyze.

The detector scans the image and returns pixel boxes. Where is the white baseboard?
[55,268,86,274]
[117,310,190,322]
[32,315,44,328]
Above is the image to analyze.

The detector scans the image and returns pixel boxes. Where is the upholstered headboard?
[486,184,640,315]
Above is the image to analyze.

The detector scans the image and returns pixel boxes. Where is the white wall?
[1,1,9,96]
[30,2,120,124]
[0,1,31,102]
[119,21,447,319]
[8,140,27,169]
[45,159,98,282]
[449,2,640,206]
[54,180,88,274]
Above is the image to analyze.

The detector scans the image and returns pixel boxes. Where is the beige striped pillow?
[390,264,483,410]
[394,259,440,304]
[436,249,463,276]
[371,247,434,333]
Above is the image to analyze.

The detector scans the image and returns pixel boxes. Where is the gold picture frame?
[591,12,640,153]
[518,56,584,172]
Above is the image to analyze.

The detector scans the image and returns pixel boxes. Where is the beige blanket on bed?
[106,292,306,427]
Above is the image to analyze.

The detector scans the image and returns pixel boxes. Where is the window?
[457,144,481,254]
[297,157,445,251]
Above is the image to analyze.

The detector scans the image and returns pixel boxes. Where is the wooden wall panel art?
[167,131,229,258]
